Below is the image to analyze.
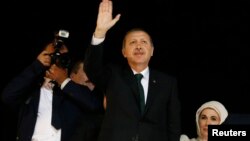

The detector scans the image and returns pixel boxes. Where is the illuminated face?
[122,31,154,68]
[198,108,221,139]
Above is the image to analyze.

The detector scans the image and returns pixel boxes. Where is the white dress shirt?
[32,79,62,141]
[132,68,149,103]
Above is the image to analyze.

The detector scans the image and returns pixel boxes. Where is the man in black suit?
[69,59,104,141]
[2,41,102,141]
[84,0,181,141]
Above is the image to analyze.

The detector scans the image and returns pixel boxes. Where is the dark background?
[1,0,250,140]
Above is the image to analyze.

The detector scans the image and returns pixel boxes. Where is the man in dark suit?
[2,41,102,141]
[69,59,104,141]
[84,0,181,141]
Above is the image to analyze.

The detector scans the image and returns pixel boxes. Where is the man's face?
[122,31,154,68]
[70,63,89,85]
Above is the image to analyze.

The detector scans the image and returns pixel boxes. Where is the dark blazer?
[69,87,105,141]
[1,60,102,141]
[84,43,181,141]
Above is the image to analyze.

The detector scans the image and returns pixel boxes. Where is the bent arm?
[2,60,46,107]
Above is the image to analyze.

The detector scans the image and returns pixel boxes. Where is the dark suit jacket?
[1,60,102,141]
[84,43,181,141]
[69,88,105,141]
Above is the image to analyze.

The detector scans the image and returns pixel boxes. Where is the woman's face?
[198,108,221,139]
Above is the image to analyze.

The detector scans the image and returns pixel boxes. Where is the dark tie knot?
[135,73,143,82]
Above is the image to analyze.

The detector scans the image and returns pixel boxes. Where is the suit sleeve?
[84,43,110,93]
[62,80,103,112]
[167,78,182,141]
[2,60,46,108]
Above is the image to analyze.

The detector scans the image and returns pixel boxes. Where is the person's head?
[122,28,154,72]
[195,100,228,140]
[44,42,70,84]
[45,42,69,54]
[70,60,88,85]
[70,60,95,90]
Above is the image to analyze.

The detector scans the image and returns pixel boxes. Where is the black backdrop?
[1,0,250,140]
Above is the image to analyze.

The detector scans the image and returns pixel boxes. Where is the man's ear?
[151,47,154,56]
[122,48,127,58]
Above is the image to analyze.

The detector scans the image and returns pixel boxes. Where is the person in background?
[70,60,95,90]
[180,100,228,141]
[83,0,181,141]
[1,39,102,141]
[69,59,104,141]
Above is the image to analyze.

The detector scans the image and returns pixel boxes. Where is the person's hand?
[94,0,121,38]
[46,64,68,85]
[83,81,95,91]
[37,43,55,67]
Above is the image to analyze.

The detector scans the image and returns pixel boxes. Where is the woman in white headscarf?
[180,100,228,141]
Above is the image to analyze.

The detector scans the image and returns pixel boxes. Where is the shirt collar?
[132,67,149,79]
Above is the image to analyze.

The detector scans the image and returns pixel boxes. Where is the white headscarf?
[195,100,228,137]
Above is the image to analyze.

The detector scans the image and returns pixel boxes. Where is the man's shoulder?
[150,69,177,80]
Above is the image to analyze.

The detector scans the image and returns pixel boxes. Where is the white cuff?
[91,35,105,45]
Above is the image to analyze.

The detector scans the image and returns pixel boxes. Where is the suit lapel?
[32,88,42,114]
[144,70,158,114]
[122,67,141,116]
[121,66,159,117]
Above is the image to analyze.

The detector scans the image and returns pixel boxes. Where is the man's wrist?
[91,34,105,45]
